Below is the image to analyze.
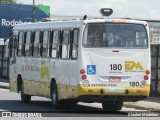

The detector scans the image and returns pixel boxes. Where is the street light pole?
[32,0,35,22]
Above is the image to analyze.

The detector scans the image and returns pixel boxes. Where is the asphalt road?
[0,88,147,118]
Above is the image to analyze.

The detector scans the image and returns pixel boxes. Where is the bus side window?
[8,34,14,57]
[33,31,40,57]
[24,32,31,57]
[9,34,17,57]
[22,32,26,56]
[71,29,79,60]
[61,30,70,59]
[42,31,50,58]
[13,35,18,57]
[17,32,24,57]
[51,30,60,58]
[30,32,35,56]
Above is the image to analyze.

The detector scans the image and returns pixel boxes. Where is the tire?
[20,81,31,103]
[102,101,114,111]
[114,101,123,110]
[102,101,123,111]
[51,82,60,109]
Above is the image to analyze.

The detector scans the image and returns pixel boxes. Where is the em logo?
[125,61,144,70]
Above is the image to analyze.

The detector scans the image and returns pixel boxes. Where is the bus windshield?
[83,23,148,48]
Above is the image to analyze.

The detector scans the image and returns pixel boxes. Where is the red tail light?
[81,74,87,80]
[144,75,148,80]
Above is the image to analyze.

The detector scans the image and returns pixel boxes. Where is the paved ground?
[1,79,160,112]
[0,79,9,89]
[123,97,160,112]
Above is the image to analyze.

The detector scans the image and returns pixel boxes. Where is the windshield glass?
[83,23,148,48]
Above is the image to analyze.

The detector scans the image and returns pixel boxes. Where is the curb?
[123,103,160,112]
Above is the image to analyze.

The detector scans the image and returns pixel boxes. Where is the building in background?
[0,4,50,78]
[0,4,50,38]
[147,20,160,96]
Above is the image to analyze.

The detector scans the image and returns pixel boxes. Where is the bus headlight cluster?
[80,69,87,80]
[142,69,150,86]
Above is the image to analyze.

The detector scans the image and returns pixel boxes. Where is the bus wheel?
[114,101,123,110]
[51,82,60,109]
[102,101,123,111]
[20,81,31,103]
[102,101,114,111]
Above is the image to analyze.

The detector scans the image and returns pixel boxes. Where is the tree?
[0,0,17,4]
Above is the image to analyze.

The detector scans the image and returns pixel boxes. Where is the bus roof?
[13,18,147,31]
[13,20,83,31]
[85,18,147,24]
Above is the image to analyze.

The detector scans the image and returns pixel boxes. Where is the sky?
[16,0,160,19]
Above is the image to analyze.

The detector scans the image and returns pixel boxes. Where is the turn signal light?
[80,69,85,74]
[144,75,148,80]
[145,70,150,75]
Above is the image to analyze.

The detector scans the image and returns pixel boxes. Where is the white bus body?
[8,18,151,110]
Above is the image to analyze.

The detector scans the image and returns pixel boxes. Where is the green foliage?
[0,0,16,4]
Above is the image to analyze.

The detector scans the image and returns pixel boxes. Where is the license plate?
[106,88,124,93]
[109,77,121,82]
